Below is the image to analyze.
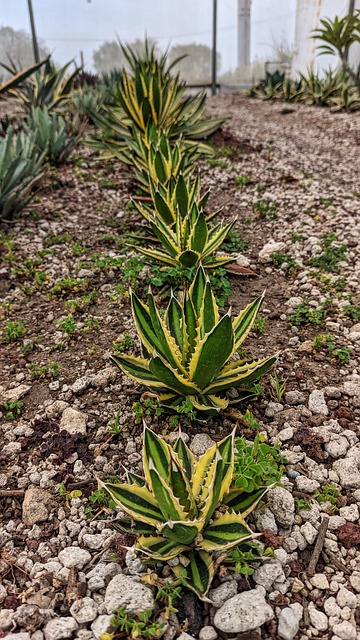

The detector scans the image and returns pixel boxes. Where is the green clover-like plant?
[100,426,269,598]
[112,266,276,419]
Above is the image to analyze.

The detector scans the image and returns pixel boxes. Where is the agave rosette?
[134,198,234,269]
[100,426,268,597]
[112,266,276,418]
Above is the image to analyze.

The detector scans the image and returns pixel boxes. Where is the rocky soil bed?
[0,95,360,640]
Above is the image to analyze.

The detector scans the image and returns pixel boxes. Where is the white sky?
[1,0,297,72]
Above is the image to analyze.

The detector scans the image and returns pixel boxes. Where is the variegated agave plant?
[134,199,234,269]
[112,266,276,418]
[100,426,268,597]
[133,172,216,225]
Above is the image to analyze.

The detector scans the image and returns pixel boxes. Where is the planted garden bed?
[0,85,360,639]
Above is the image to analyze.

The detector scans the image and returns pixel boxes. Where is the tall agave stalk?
[112,266,276,419]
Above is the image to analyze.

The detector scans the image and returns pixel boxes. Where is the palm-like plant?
[312,13,360,88]
[112,266,276,419]
[100,426,268,597]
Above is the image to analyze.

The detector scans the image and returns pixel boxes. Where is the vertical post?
[27,0,40,63]
[211,0,217,96]
[80,51,85,68]
[349,0,356,14]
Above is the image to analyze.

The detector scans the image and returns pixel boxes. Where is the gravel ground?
[0,95,360,640]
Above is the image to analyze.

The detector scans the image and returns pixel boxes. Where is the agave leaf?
[134,246,178,267]
[149,354,199,395]
[0,58,49,95]
[98,480,164,526]
[189,211,208,254]
[189,264,207,315]
[112,518,155,536]
[131,291,184,372]
[111,354,177,393]
[127,471,147,487]
[143,425,171,486]
[159,519,203,545]
[189,313,234,390]
[223,486,269,516]
[148,461,189,521]
[175,173,189,217]
[192,430,234,508]
[200,512,257,551]
[136,535,189,561]
[172,550,214,597]
[165,294,183,352]
[204,355,277,395]
[178,249,201,267]
[199,281,219,337]
[188,393,229,417]
[173,434,195,480]
[202,219,235,257]
[232,293,265,350]
[198,430,235,524]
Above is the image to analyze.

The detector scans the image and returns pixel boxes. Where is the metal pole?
[211,0,217,96]
[27,0,40,63]
[349,0,356,15]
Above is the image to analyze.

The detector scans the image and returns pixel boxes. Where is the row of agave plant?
[1,44,280,598]
[86,44,278,598]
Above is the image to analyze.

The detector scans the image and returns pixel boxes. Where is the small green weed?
[252,199,277,219]
[3,400,24,421]
[252,317,266,335]
[269,370,287,402]
[314,483,339,512]
[228,542,274,578]
[313,333,351,363]
[271,252,300,275]
[113,334,135,354]
[3,321,26,342]
[289,299,333,327]
[132,398,165,425]
[29,362,59,380]
[45,233,73,247]
[221,228,249,253]
[50,277,89,296]
[55,316,77,335]
[59,484,83,506]
[98,178,118,188]
[307,233,348,273]
[294,497,311,511]
[155,582,182,619]
[343,304,360,322]
[234,174,251,186]
[82,317,100,333]
[233,434,285,492]
[71,242,87,257]
[289,231,304,243]
[110,608,165,639]
[65,290,98,314]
